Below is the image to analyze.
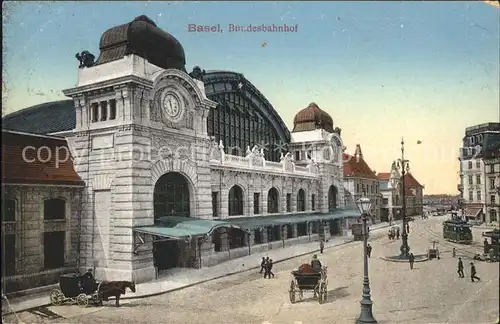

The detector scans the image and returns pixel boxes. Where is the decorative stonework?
[93,174,114,190]
[151,159,198,188]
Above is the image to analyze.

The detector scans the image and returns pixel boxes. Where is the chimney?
[354,144,363,162]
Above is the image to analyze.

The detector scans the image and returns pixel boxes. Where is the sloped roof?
[292,102,334,133]
[403,173,423,188]
[2,100,75,134]
[343,153,378,180]
[377,172,391,180]
[1,131,84,186]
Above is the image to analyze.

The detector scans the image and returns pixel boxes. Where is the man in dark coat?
[263,257,270,278]
[367,244,372,258]
[311,254,322,272]
[409,253,415,270]
[470,262,480,282]
[457,257,464,278]
[319,240,324,254]
[259,257,266,274]
[264,259,275,278]
[396,227,400,240]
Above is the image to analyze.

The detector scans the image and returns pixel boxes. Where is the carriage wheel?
[50,289,63,306]
[289,281,296,304]
[298,289,304,301]
[318,281,328,304]
[76,294,89,308]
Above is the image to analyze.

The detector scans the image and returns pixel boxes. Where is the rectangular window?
[253,193,260,214]
[476,160,480,169]
[311,194,316,211]
[468,161,472,169]
[286,194,291,212]
[2,234,16,276]
[490,177,496,189]
[468,175,473,185]
[383,198,389,204]
[2,199,16,222]
[109,99,117,120]
[212,192,218,217]
[44,199,66,220]
[356,184,360,193]
[44,231,65,269]
[477,191,482,201]
[294,151,300,161]
[476,175,481,185]
[469,191,473,201]
[491,195,496,205]
[91,103,99,122]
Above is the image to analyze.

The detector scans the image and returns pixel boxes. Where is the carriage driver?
[311,254,322,272]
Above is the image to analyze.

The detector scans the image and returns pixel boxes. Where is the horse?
[98,281,136,307]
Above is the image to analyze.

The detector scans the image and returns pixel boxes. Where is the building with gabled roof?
[343,144,381,221]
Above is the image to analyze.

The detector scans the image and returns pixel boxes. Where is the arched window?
[297,189,306,212]
[154,172,190,219]
[328,185,338,211]
[228,185,244,216]
[267,187,279,214]
[44,198,66,220]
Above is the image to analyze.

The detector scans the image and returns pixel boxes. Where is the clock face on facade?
[163,94,182,119]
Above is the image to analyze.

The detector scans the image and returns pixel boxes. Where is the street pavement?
[3,217,499,324]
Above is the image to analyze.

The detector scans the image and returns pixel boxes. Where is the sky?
[2,1,500,195]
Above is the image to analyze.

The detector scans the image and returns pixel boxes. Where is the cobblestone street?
[4,218,499,324]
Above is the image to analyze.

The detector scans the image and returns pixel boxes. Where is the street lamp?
[355,197,377,324]
[396,138,411,258]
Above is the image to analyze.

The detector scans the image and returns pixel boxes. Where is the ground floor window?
[297,222,307,236]
[286,225,293,239]
[2,234,16,276]
[268,226,281,242]
[229,228,246,249]
[311,222,319,234]
[254,229,263,244]
[44,231,65,269]
[254,193,260,214]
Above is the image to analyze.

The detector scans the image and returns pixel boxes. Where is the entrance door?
[153,237,180,270]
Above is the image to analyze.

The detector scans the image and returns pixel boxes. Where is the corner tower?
[63,15,217,283]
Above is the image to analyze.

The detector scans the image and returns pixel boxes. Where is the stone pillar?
[248,188,254,216]
[292,224,298,238]
[261,228,268,244]
[248,231,255,246]
[219,228,230,251]
[291,183,298,212]
[263,190,269,215]
[220,187,229,218]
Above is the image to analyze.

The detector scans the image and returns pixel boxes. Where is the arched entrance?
[153,172,191,270]
[228,185,244,216]
[267,187,279,214]
[328,185,338,211]
[297,189,306,212]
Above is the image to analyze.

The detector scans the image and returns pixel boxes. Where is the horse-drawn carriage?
[50,273,103,308]
[289,267,328,304]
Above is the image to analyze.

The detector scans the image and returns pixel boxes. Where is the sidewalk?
[2,221,397,315]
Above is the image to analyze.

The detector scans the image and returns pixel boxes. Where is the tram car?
[442,219,473,244]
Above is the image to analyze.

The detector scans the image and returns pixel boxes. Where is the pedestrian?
[409,253,415,270]
[470,262,480,282]
[367,244,372,258]
[483,238,490,255]
[457,257,464,278]
[319,240,324,254]
[452,247,456,258]
[266,259,275,278]
[396,227,400,240]
[263,257,270,278]
[259,257,266,274]
[406,223,410,233]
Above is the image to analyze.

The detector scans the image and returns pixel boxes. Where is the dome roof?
[95,15,186,71]
[292,102,334,133]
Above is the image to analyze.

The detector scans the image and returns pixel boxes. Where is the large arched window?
[267,187,279,214]
[154,172,190,219]
[328,185,338,211]
[228,185,244,216]
[297,189,306,212]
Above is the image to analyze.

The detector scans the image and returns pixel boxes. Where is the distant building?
[423,194,460,208]
[482,133,500,223]
[458,123,500,223]
[343,144,381,221]
[378,161,402,222]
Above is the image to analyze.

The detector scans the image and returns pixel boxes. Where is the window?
[44,198,66,220]
[297,189,306,211]
[491,195,496,205]
[311,194,316,211]
[267,188,279,214]
[469,191,473,201]
[286,193,291,212]
[2,199,15,222]
[468,161,472,169]
[253,193,260,214]
[44,231,65,269]
[356,183,360,193]
[212,192,218,217]
[100,101,108,121]
[382,198,389,204]
[490,178,496,189]
[91,103,99,122]
[228,186,244,216]
[490,210,498,222]
[476,175,481,185]
[468,175,473,185]
[476,161,480,169]
[254,229,262,245]
[2,234,16,276]
[109,99,117,120]
[477,191,482,201]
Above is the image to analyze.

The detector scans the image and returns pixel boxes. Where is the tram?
[482,229,500,262]
[442,219,473,244]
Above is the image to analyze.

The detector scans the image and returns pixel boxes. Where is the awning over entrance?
[133,216,244,239]
[464,207,482,218]
[224,209,360,230]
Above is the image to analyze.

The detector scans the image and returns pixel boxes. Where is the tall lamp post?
[396,138,411,258]
[355,197,377,324]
